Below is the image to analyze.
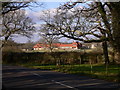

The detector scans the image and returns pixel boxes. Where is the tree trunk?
[102,41,110,64]
[111,3,120,63]
[97,2,120,63]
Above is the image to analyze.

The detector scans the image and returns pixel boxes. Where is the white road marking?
[52,80,76,89]
[32,73,44,77]
[55,81,74,88]
[29,72,76,89]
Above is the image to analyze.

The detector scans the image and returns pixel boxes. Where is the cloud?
[25,4,84,28]
[24,8,58,25]
[24,10,40,22]
[32,8,57,18]
[33,24,41,27]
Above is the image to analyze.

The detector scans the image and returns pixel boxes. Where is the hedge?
[2,51,104,65]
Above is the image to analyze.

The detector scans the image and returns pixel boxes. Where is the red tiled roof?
[59,44,76,47]
[33,42,80,48]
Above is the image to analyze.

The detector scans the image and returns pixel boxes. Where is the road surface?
[2,65,120,89]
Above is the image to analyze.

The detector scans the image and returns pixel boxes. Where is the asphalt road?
[2,65,120,89]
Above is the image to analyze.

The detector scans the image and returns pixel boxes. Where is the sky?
[12,1,73,43]
[13,1,85,43]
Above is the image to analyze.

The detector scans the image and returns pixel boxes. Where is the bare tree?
[1,2,43,15]
[96,2,120,63]
[40,1,120,63]
[1,9,35,48]
[39,2,112,64]
[45,6,104,42]
[57,1,120,63]
[38,10,62,52]
[0,1,43,49]
[39,24,60,52]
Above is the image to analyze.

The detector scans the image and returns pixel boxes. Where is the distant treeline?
[3,51,105,65]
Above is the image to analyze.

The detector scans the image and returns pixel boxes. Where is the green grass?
[20,63,120,83]
[5,62,120,82]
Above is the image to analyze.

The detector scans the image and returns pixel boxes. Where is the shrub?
[2,51,104,65]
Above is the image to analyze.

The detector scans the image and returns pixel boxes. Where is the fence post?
[105,63,108,76]
[90,58,93,73]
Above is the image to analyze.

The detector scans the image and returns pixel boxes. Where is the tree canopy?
[40,1,120,63]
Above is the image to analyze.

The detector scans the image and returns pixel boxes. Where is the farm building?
[33,42,82,50]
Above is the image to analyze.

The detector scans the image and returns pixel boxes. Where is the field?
[21,63,120,83]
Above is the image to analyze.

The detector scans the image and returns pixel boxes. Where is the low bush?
[3,51,104,65]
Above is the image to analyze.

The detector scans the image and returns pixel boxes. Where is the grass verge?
[18,63,120,83]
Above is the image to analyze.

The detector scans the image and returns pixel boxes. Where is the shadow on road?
[2,65,120,89]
